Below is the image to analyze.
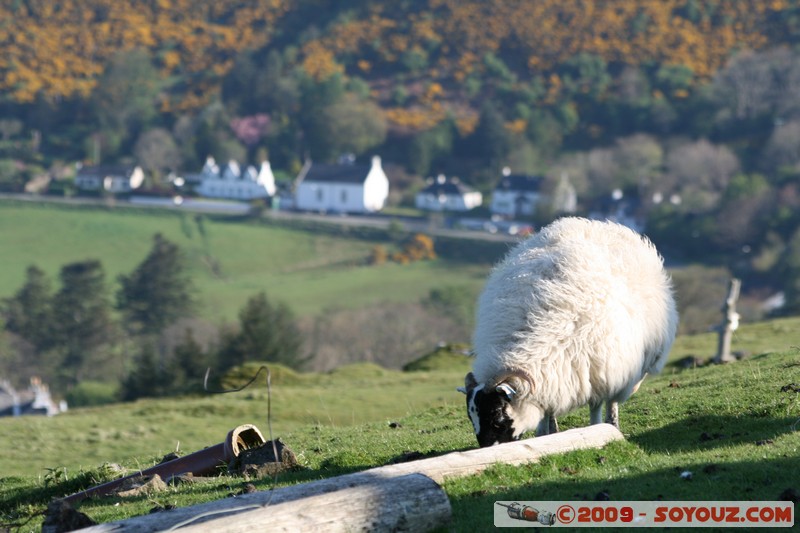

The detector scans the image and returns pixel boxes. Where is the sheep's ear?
[465,372,478,388]
[459,372,478,394]
[496,382,517,401]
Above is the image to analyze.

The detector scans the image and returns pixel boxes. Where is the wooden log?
[78,473,450,533]
[179,473,450,533]
[78,424,623,532]
[373,422,623,483]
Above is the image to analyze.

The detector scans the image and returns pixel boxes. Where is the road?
[0,192,519,243]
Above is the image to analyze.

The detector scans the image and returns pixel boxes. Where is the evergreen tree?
[299,74,346,161]
[219,292,305,370]
[117,234,194,336]
[470,101,511,169]
[52,260,117,385]
[1,265,54,351]
[170,328,212,393]
[121,342,170,401]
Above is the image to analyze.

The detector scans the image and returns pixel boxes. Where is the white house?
[491,169,577,219]
[415,174,482,212]
[74,164,145,193]
[294,155,389,213]
[193,156,276,200]
[490,170,546,218]
[0,377,65,417]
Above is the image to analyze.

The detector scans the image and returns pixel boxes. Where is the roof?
[302,163,372,184]
[419,177,477,196]
[76,165,137,178]
[494,174,544,192]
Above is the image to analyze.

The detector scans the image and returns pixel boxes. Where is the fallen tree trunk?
[78,424,623,532]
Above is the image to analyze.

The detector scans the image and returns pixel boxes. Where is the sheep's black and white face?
[459,372,541,447]
[464,382,516,447]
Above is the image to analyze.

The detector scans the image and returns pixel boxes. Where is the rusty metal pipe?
[62,424,265,503]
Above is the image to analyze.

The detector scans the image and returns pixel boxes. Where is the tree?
[469,102,511,167]
[52,260,118,385]
[712,173,772,253]
[663,139,740,213]
[561,53,611,99]
[223,49,300,117]
[585,145,618,198]
[0,119,23,141]
[779,226,800,315]
[133,128,183,183]
[91,49,161,159]
[117,234,194,336]
[298,73,347,160]
[120,342,170,401]
[218,292,305,370]
[422,285,477,330]
[525,109,564,157]
[194,100,247,164]
[321,94,387,156]
[761,120,800,174]
[0,158,28,192]
[711,48,797,123]
[408,120,455,176]
[1,265,54,351]
[303,302,468,371]
[613,134,663,195]
[169,328,213,393]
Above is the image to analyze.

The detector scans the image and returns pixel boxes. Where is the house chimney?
[502,166,511,176]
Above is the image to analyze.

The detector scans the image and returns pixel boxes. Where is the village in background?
[3,1,800,416]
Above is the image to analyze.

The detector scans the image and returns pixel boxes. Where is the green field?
[0,201,492,322]
[1,319,798,530]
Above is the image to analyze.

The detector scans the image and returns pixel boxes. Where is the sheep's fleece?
[463,217,678,446]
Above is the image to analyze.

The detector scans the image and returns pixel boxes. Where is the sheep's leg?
[536,414,559,436]
[536,413,555,436]
[548,415,559,434]
[589,403,603,425]
[605,400,619,429]
[536,417,549,436]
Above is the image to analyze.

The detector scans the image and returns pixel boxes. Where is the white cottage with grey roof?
[193,156,276,200]
[490,171,546,218]
[415,174,482,212]
[74,164,145,193]
[294,156,388,213]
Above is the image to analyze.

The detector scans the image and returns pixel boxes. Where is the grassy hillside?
[1,318,798,530]
[0,201,492,322]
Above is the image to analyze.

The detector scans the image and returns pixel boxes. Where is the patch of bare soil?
[42,500,96,533]
[228,438,301,480]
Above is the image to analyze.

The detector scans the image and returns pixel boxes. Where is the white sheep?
[459,217,678,447]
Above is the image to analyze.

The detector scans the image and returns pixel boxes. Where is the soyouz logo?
[494,501,794,528]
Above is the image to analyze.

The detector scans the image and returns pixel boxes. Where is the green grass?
[1,320,799,531]
[0,201,490,321]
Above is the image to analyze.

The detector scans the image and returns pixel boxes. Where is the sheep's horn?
[489,369,535,394]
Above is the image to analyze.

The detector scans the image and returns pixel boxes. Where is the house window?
[340,190,347,203]
[316,188,324,202]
